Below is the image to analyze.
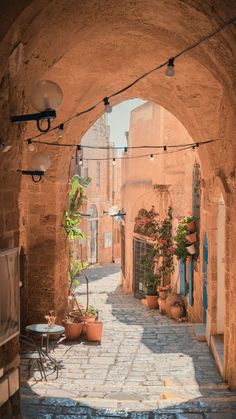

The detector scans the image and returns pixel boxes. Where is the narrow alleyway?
[21,264,236,418]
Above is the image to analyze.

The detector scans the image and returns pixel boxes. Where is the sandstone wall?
[0,2,235,415]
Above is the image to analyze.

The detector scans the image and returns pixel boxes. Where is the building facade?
[120,101,224,378]
[72,115,121,266]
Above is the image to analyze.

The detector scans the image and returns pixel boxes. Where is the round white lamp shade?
[30,152,51,171]
[108,205,119,216]
[30,80,63,112]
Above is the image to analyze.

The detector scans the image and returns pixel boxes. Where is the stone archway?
[0,1,236,397]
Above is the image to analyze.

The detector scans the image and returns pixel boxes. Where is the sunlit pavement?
[21,264,236,418]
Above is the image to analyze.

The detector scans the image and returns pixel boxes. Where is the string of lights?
[73,144,202,166]
[24,16,236,143]
[26,138,218,150]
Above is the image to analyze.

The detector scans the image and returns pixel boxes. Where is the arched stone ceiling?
[1,0,236,178]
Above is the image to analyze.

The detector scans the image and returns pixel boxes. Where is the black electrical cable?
[24,16,236,143]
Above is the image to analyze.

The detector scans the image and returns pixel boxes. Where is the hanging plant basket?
[186,243,196,255]
[185,232,197,243]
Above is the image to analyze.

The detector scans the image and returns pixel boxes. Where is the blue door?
[179,260,186,296]
[203,233,208,323]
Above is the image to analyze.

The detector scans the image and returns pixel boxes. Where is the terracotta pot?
[158,297,166,314]
[185,232,197,243]
[64,322,83,341]
[69,311,97,333]
[86,321,103,342]
[146,295,158,309]
[186,243,196,255]
[159,291,169,299]
[171,305,184,320]
[186,220,195,232]
[165,294,183,316]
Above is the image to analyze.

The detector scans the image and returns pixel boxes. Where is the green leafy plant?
[140,253,160,296]
[138,206,175,292]
[63,174,91,311]
[69,259,89,291]
[174,215,196,262]
[63,175,91,240]
[183,216,195,224]
[63,315,82,324]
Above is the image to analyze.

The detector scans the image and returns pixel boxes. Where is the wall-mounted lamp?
[17,169,45,183]
[17,151,51,183]
[11,80,63,133]
[103,206,126,217]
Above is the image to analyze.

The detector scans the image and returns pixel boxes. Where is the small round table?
[25,324,65,379]
[25,324,65,354]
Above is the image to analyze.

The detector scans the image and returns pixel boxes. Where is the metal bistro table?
[25,323,65,378]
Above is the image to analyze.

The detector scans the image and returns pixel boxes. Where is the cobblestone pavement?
[21,264,236,418]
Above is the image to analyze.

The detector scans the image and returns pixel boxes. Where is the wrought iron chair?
[20,334,47,381]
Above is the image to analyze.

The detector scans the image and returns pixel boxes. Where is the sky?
[107,98,145,147]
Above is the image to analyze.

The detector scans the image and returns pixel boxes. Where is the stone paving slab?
[21,264,236,418]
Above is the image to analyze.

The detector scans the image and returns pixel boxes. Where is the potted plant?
[183,216,195,233]
[63,316,83,341]
[170,300,184,320]
[69,267,98,331]
[173,221,189,262]
[140,254,159,309]
[155,207,175,287]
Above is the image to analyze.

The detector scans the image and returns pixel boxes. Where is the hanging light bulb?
[27,140,35,152]
[79,158,83,166]
[124,147,128,153]
[165,58,175,77]
[163,145,167,152]
[103,97,112,113]
[58,123,64,138]
[192,142,199,152]
[112,158,116,165]
[150,154,154,162]
[30,152,51,171]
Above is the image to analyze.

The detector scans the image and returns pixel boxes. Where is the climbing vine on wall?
[135,206,174,287]
[63,175,91,296]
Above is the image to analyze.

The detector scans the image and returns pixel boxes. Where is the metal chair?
[20,334,47,381]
